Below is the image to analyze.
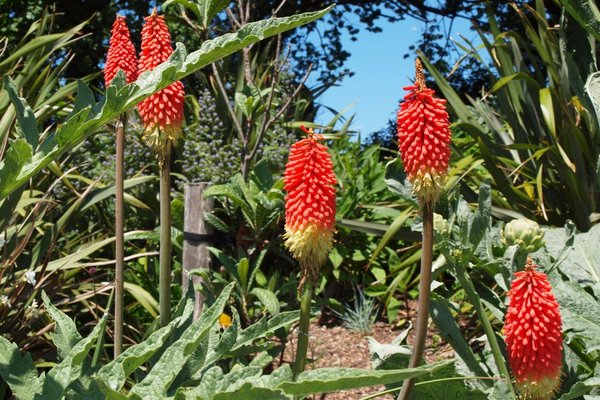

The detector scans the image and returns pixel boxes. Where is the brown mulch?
[276,301,454,400]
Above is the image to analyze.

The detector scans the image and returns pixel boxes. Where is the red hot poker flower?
[104,15,138,86]
[137,10,185,155]
[396,58,451,203]
[284,126,337,286]
[504,257,563,400]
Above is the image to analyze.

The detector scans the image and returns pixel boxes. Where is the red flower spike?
[396,58,451,203]
[504,257,563,400]
[104,15,138,86]
[137,10,185,154]
[284,126,337,286]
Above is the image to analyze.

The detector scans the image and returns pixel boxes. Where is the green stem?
[293,281,313,379]
[397,201,434,400]
[454,261,514,393]
[114,116,125,358]
[159,150,172,327]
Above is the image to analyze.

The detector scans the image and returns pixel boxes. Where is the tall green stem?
[454,261,514,392]
[293,281,313,379]
[114,116,125,358]
[398,201,434,400]
[159,150,172,327]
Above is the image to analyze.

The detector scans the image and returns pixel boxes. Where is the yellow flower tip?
[284,224,334,281]
[515,373,562,400]
[410,169,446,204]
[142,124,182,152]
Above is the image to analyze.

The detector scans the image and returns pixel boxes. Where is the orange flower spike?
[284,126,337,285]
[104,15,138,86]
[504,257,563,400]
[396,58,451,203]
[137,10,185,154]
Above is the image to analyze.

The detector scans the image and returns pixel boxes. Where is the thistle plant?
[137,9,185,327]
[395,58,451,400]
[504,257,563,399]
[283,125,337,377]
[104,14,138,357]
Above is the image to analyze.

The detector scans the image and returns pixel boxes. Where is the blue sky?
[308,14,475,138]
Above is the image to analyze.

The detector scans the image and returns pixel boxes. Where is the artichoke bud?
[502,218,545,253]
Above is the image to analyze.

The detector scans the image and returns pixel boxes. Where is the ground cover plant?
[0,0,599,399]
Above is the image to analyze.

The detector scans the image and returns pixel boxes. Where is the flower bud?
[433,213,449,236]
[502,218,545,253]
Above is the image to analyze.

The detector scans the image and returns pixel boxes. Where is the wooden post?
[183,182,213,320]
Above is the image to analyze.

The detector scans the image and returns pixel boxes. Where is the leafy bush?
[0,284,448,399]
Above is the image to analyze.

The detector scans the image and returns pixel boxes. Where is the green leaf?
[410,362,489,400]
[231,311,300,353]
[213,383,290,400]
[250,288,281,315]
[129,283,234,398]
[238,257,250,292]
[3,76,38,146]
[0,138,32,197]
[124,282,159,318]
[469,182,491,249]
[69,80,96,118]
[368,337,411,370]
[174,365,223,400]
[554,281,600,354]
[557,0,600,41]
[0,336,42,400]
[384,158,418,205]
[430,294,490,378]
[97,303,193,392]
[548,224,600,287]
[42,291,83,360]
[489,72,540,93]
[585,71,600,128]
[277,361,452,396]
[34,309,109,399]
[80,176,158,211]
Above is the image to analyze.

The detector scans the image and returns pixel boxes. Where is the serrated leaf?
[69,80,96,118]
[34,309,109,399]
[0,138,32,196]
[97,304,193,392]
[3,76,38,146]
[0,336,42,400]
[410,362,489,400]
[278,361,452,396]
[554,281,600,354]
[547,224,600,287]
[129,283,234,398]
[42,291,83,360]
[213,383,290,400]
[231,311,299,353]
[173,366,223,400]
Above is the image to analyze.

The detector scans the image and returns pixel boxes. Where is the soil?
[277,301,454,400]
